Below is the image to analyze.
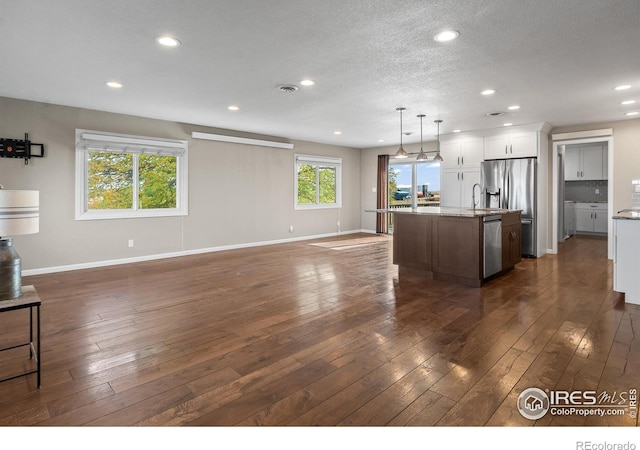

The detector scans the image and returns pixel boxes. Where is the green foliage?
[297,163,336,205]
[388,167,398,205]
[318,166,336,203]
[297,164,316,204]
[88,152,133,209]
[87,151,177,211]
[139,154,177,209]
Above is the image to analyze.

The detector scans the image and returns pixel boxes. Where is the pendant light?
[416,114,428,161]
[394,107,408,159]
[433,119,444,162]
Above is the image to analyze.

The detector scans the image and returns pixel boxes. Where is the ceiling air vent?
[485,111,505,117]
[277,84,299,93]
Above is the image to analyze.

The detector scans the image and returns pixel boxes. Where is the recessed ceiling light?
[106,81,122,88]
[434,30,460,42]
[378,139,385,142]
[481,89,496,96]
[614,85,632,91]
[508,105,521,110]
[503,123,513,127]
[625,111,639,116]
[228,105,239,111]
[334,131,342,135]
[453,129,462,133]
[156,35,181,47]
[300,79,315,86]
[621,100,636,105]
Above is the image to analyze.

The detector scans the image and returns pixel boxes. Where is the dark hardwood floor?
[0,233,638,426]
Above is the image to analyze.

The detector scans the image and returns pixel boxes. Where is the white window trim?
[294,154,342,210]
[75,129,188,220]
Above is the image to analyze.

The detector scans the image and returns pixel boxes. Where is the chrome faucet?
[472,183,481,209]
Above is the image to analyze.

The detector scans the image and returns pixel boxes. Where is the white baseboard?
[23,229,370,276]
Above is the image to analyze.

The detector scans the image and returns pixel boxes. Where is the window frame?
[294,154,342,210]
[75,129,188,220]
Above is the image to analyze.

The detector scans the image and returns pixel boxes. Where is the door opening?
[552,133,613,258]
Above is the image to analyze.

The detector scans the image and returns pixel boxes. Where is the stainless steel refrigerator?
[481,158,537,257]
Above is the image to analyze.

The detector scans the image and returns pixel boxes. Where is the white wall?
[0,97,361,271]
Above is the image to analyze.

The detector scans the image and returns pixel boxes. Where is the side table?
[0,285,41,388]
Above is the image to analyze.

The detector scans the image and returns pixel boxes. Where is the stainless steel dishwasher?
[483,215,502,278]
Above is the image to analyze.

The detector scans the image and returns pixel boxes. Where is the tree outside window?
[76,129,187,220]
[87,152,177,210]
[295,155,342,209]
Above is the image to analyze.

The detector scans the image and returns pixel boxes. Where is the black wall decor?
[0,133,45,165]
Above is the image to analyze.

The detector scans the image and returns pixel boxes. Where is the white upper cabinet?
[440,137,483,170]
[484,131,538,160]
[564,143,607,181]
[581,146,604,180]
[439,136,482,208]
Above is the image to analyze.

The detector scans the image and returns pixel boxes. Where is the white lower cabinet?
[575,203,607,234]
[614,218,640,304]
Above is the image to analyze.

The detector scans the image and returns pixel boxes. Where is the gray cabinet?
[565,143,607,181]
[575,203,607,234]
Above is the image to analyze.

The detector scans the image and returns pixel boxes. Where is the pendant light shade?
[416,114,428,161]
[394,107,408,159]
[432,119,444,162]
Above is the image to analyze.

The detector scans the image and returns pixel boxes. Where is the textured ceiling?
[1,0,639,148]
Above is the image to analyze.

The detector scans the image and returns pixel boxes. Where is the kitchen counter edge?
[613,211,640,220]
[365,207,521,218]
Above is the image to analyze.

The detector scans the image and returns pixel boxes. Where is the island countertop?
[367,206,521,218]
[613,209,640,220]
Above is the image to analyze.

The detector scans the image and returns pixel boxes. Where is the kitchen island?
[378,207,522,287]
[613,210,640,305]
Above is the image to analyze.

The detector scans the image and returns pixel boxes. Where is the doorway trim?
[551,129,614,258]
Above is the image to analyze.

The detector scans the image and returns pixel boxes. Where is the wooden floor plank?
[0,233,635,426]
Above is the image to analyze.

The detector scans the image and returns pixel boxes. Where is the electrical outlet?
[128,239,134,248]
[289,226,294,233]
[595,189,600,194]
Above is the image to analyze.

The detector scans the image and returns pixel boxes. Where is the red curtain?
[376,154,389,234]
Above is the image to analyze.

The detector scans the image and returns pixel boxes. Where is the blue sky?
[390,163,441,191]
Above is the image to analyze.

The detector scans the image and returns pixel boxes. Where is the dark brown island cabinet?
[389,207,522,287]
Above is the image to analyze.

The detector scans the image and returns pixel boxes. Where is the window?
[75,129,188,220]
[294,154,342,209]
[387,158,440,232]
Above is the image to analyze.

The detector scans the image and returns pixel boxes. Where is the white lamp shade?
[0,190,39,236]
